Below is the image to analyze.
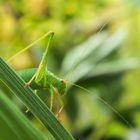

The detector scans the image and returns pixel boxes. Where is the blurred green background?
[0,0,140,140]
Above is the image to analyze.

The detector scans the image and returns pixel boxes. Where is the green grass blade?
[0,57,75,140]
[0,90,46,140]
[62,29,127,83]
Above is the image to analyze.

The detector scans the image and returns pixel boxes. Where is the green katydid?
[7,31,132,127]
[10,31,67,117]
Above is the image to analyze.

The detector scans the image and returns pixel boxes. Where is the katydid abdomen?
[18,68,67,95]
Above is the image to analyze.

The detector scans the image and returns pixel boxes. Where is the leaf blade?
[0,57,75,140]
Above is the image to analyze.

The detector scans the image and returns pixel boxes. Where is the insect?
[11,31,67,118]
[7,30,132,127]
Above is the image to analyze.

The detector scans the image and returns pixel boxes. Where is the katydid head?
[57,79,67,95]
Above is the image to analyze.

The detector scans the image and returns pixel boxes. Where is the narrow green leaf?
[61,32,108,74]
[62,29,127,83]
[0,90,46,140]
[0,57,75,140]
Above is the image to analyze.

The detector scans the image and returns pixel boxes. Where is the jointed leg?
[55,90,64,119]
[50,85,54,111]
[25,64,44,87]
[56,106,64,119]
[25,108,30,113]
[25,73,37,87]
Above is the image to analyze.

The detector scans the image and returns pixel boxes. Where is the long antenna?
[68,81,133,128]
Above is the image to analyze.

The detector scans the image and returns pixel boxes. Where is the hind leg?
[49,85,54,111]
[55,90,64,120]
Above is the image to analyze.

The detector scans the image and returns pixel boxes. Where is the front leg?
[25,64,44,88]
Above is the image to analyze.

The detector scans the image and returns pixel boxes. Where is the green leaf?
[61,32,108,74]
[61,29,129,83]
[0,57,75,140]
[86,58,139,78]
[0,90,46,140]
